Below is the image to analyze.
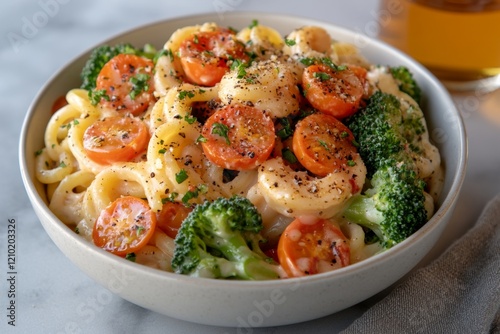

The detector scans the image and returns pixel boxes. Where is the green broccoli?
[171,196,281,280]
[342,162,428,248]
[342,69,431,249]
[345,90,426,177]
[389,66,422,103]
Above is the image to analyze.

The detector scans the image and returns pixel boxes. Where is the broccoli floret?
[342,162,428,249]
[343,70,432,248]
[390,66,422,103]
[345,91,426,177]
[171,196,281,280]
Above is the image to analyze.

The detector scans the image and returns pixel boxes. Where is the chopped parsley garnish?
[184,114,197,124]
[182,184,208,205]
[285,38,296,46]
[129,73,150,100]
[299,57,316,67]
[89,89,109,105]
[231,59,249,79]
[317,139,330,152]
[313,71,331,81]
[135,225,145,236]
[175,169,189,184]
[162,192,179,204]
[246,51,258,61]
[125,253,136,262]
[196,135,207,143]
[211,122,231,145]
[297,109,315,120]
[300,57,347,71]
[282,148,298,164]
[276,117,293,139]
[203,50,215,57]
[246,75,256,84]
[248,19,259,29]
[178,90,195,100]
[320,57,347,71]
[60,119,79,130]
[154,48,174,63]
[347,160,356,167]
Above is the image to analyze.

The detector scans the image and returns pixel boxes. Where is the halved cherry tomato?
[93,196,157,256]
[156,201,192,239]
[201,104,275,171]
[83,115,149,165]
[51,95,68,113]
[277,217,350,277]
[302,64,364,119]
[95,54,155,116]
[178,29,248,86]
[292,112,358,177]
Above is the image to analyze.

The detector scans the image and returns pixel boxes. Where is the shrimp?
[283,26,339,62]
[218,58,301,119]
[257,155,366,219]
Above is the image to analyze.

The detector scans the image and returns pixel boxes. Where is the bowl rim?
[19,11,468,290]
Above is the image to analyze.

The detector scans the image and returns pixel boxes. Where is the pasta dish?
[34,20,442,279]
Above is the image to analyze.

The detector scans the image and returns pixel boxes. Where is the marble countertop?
[2,1,500,333]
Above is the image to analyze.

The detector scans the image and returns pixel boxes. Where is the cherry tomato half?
[303,64,364,119]
[96,54,156,116]
[83,115,149,165]
[278,217,350,277]
[292,112,358,177]
[178,29,248,86]
[201,104,275,171]
[93,196,157,256]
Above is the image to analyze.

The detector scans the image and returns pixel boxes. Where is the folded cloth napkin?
[341,194,500,334]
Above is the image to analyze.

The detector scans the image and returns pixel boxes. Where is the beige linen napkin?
[341,194,500,334]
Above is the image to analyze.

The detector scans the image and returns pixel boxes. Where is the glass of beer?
[378,0,500,91]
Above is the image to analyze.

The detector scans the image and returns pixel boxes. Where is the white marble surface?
[2,0,500,333]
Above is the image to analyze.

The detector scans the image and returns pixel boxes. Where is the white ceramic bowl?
[19,12,467,327]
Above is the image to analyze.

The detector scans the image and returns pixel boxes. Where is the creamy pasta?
[35,21,442,278]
